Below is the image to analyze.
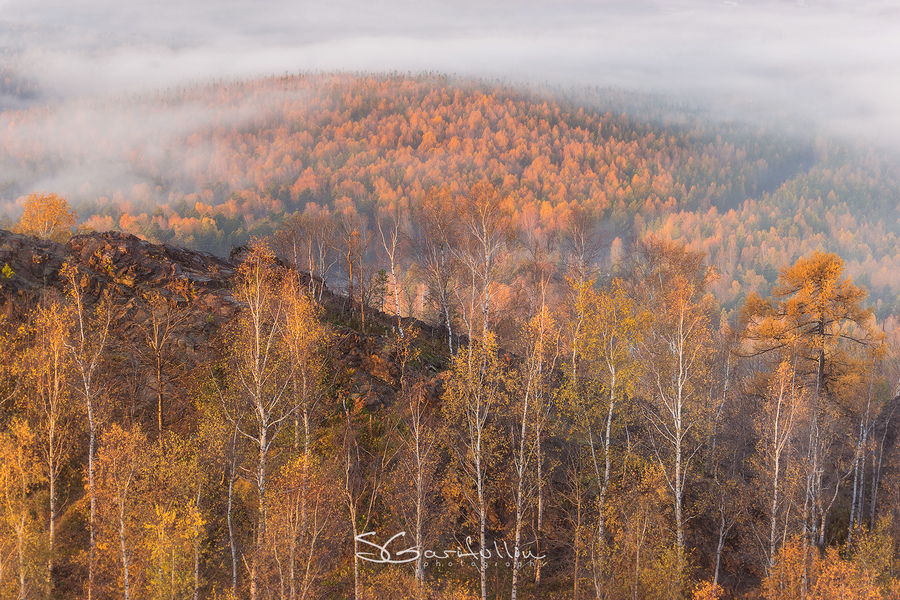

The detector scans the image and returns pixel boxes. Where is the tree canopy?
[740,251,879,394]
[14,192,78,242]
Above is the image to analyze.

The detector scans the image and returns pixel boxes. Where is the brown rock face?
[0,229,445,417]
[0,229,241,365]
[0,229,238,304]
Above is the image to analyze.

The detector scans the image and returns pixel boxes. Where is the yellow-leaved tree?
[0,419,42,600]
[632,237,717,588]
[14,192,78,242]
[222,240,293,600]
[441,332,509,600]
[740,251,877,398]
[95,423,149,600]
[23,295,76,595]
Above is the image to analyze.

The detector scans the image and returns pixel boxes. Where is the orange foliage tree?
[740,251,876,396]
[14,192,78,242]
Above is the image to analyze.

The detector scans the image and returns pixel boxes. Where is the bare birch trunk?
[228,426,239,597]
[119,498,132,600]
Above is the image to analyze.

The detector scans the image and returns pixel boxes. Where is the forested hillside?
[4,74,900,315]
[3,74,900,600]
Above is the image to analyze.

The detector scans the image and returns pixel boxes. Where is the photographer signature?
[355,531,546,565]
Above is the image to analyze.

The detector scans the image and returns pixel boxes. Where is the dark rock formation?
[0,229,446,414]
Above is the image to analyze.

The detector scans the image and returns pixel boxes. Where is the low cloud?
[1,0,899,210]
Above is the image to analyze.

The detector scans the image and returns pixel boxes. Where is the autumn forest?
[1,73,900,600]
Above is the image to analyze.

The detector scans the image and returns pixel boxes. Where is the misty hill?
[3,73,900,314]
[0,228,440,410]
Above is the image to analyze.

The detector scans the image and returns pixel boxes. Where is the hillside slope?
[4,74,900,314]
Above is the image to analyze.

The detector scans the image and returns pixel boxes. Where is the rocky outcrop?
[0,229,446,412]
[0,230,238,309]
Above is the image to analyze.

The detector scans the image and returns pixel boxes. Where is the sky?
[1,0,899,208]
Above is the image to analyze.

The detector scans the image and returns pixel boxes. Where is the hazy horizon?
[1,0,899,212]
[3,1,899,126]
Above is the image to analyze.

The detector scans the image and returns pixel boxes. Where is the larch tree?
[740,251,881,550]
[740,251,877,398]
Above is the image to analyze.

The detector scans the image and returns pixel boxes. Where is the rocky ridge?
[0,229,444,411]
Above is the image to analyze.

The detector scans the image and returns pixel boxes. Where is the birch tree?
[0,420,41,600]
[453,181,512,342]
[133,282,194,440]
[144,434,207,600]
[342,398,395,600]
[63,263,113,600]
[377,201,408,336]
[223,241,295,600]
[307,204,339,301]
[633,238,716,582]
[334,203,372,327]
[509,307,558,600]
[14,192,78,242]
[23,295,75,593]
[442,333,507,600]
[95,423,148,600]
[841,347,886,545]
[391,331,437,594]
[516,209,559,588]
[573,277,645,597]
[409,187,460,354]
[758,361,806,573]
[277,269,328,600]
[274,207,338,299]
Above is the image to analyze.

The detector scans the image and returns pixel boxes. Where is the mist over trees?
[3,73,900,599]
[4,74,900,318]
